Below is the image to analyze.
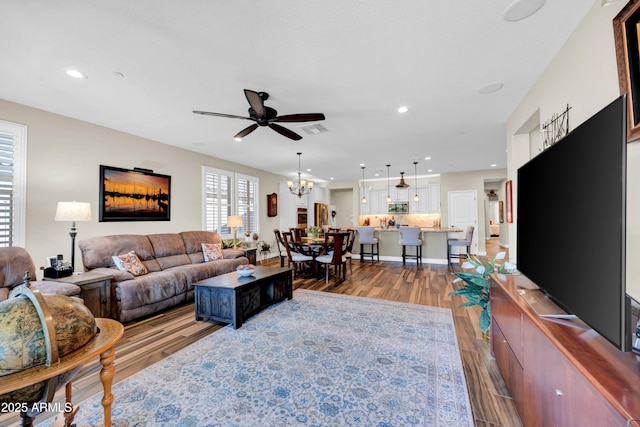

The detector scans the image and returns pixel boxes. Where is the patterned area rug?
[44,290,473,426]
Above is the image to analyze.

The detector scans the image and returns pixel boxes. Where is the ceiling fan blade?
[274,113,326,123]
[244,89,265,117]
[269,123,302,141]
[193,111,252,120]
[234,124,259,139]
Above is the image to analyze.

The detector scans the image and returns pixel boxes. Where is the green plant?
[448,252,516,334]
[222,239,235,249]
[259,241,271,251]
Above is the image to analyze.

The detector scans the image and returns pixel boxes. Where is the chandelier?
[288,152,313,197]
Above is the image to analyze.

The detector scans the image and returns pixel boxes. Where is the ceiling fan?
[193,89,325,141]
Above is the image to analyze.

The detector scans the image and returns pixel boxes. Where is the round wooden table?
[0,318,124,427]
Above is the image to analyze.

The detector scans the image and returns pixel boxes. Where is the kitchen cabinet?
[428,183,440,213]
[294,192,308,207]
[310,186,326,204]
[410,188,429,213]
[391,187,409,203]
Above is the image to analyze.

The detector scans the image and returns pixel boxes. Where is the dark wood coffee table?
[194,266,293,328]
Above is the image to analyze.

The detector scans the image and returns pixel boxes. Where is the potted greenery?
[259,241,271,252]
[448,252,516,336]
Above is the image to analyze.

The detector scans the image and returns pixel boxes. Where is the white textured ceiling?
[0,0,596,182]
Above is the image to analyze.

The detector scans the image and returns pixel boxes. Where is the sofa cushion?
[32,280,82,297]
[180,230,223,263]
[147,233,191,270]
[113,251,148,276]
[202,243,223,261]
[116,269,188,311]
[79,234,161,272]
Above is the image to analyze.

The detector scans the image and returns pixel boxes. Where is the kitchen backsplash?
[359,213,441,228]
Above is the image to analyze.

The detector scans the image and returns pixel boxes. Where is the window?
[0,120,26,247]
[202,166,259,238]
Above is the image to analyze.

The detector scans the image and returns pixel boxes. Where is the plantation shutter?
[203,166,233,235]
[236,173,259,236]
[0,131,14,246]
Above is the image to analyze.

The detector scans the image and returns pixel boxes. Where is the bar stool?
[399,227,422,265]
[447,225,474,269]
[357,226,379,263]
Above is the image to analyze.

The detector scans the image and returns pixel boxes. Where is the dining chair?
[289,227,305,243]
[282,231,313,277]
[398,227,422,265]
[273,229,289,267]
[315,232,349,284]
[447,225,475,269]
[357,226,379,263]
[343,228,357,274]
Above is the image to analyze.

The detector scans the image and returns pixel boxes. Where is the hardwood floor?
[4,237,519,426]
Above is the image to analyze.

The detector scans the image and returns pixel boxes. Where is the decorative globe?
[0,293,97,407]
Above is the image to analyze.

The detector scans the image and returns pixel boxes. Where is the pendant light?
[386,164,392,204]
[361,165,367,204]
[395,171,409,188]
[413,161,419,202]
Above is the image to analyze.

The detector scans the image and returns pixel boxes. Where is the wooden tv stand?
[490,273,640,426]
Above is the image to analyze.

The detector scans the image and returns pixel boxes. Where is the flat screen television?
[517,95,631,351]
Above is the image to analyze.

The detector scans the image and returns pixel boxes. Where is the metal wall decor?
[541,104,570,150]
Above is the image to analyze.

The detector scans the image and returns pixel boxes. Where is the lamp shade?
[55,202,91,222]
[227,215,243,228]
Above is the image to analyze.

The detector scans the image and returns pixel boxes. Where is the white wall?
[505,1,640,299]
[0,98,285,275]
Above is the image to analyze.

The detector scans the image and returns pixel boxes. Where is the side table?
[49,271,113,318]
[240,247,257,265]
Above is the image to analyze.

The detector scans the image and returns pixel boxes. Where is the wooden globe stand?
[0,281,124,427]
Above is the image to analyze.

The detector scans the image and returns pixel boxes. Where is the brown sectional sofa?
[78,230,249,323]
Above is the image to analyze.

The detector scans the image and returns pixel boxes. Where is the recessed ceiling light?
[503,0,545,22]
[234,137,242,142]
[424,156,431,160]
[397,106,409,114]
[66,69,87,79]
[306,168,311,172]
[428,169,433,173]
[479,83,504,94]
[491,164,497,167]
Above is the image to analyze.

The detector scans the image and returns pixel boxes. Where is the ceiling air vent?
[299,123,328,135]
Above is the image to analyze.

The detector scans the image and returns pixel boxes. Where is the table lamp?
[55,201,91,272]
[227,215,243,249]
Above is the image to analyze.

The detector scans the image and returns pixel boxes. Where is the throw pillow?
[202,243,223,261]
[112,251,148,276]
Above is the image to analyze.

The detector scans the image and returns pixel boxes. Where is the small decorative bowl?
[236,269,254,277]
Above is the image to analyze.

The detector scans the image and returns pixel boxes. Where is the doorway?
[447,190,478,255]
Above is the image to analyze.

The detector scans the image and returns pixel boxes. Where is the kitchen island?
[353,227,463,264]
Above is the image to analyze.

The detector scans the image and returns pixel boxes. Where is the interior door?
[448,190,478,254]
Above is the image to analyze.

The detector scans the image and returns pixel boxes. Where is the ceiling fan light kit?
[194,89,325,141]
